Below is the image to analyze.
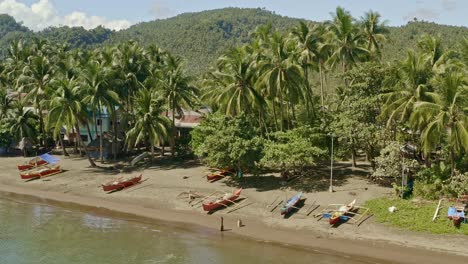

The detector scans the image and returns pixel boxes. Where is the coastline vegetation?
[0,7,467,233]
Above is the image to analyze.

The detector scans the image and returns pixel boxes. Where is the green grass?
[364,198,468,235]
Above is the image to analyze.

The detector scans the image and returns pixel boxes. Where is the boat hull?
[202,189,242,212]
[20,167,61,180]
[280,193,302,215]
[17,160,48,171]
[102,175,142,192]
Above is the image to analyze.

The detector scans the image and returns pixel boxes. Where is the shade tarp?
[39,153,60,164]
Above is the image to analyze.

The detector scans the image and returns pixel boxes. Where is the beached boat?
[20,165,62,180]
[102,174,143,192]
[207,170,231,182]
[448,206,465,226]
[280,192,302,215]
[329,199,356,225]
[202,188,242,212]
[17,154,60,171]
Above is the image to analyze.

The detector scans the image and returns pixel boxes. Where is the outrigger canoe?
[102,174,143,192]
[207,170,231,182]
[202,188,242,212]
[20,165,62,180]
[329,199,356,225]
[280,192,302,215]
[17,154,60,171]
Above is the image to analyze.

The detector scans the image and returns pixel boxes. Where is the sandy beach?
[1,154,467,263]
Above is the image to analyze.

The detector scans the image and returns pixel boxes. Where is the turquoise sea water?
[0,193,370,264]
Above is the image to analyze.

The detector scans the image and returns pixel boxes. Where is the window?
[97,119,102,125]
[80,135,88,142]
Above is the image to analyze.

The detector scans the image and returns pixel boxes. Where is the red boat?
[202,188,242,212]
[17,158,48,171]
[20,165,62,180]
[207,170,231,182]
[329,200,356,225]
[102,174,143,192]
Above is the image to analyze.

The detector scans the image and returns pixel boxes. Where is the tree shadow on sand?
[223,162,372,193]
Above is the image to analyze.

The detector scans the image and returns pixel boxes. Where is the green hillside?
[1,8,467,74]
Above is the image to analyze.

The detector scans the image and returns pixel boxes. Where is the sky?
[1,0,467,31]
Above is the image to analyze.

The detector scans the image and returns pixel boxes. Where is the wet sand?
[1,155,467,263]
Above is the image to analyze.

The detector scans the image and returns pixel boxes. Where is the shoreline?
[1,156,468,263]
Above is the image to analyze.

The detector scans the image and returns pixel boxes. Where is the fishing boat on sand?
[20,165,62,180]
[448,206,466,227]
[328,199,356,225]
[280,192,302,215]
[102,174,143,192]
[202,188,242,212]
[17,154,59,171]
[206,170,231,182]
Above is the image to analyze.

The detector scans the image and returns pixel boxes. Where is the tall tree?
[410,71,468,175]
[81,60,119,162]
[126,89,172,157]
[158,54,198,156]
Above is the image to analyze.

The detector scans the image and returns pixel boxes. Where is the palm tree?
[126,89,172,157]
[327,7,368,85]
[259,32,304,131]
[9,99,38,157]
[360,10,388,58]
[158,54,198,156]
[203,47,264,117]
[381,50,434,126]
[19,54,55,147]
[81,60,120,162]
[410,71,468,175]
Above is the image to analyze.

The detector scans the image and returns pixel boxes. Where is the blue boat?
[280,192,302,215]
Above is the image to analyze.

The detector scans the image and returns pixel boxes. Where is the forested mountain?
[0,8,467,73]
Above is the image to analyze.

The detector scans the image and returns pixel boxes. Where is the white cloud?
[0,0,131,31]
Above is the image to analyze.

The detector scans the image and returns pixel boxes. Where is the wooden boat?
[207,170,231,182]
[448,206,465,226]
[202,188,242,212]
[20,165,62,180]
[329,199,356,225]
[280,192,302,215]
[17,157,48,171]
[102,174,143,192]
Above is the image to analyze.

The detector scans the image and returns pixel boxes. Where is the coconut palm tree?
[259,32,304,131]
[381,50,435,126]
[327,7,368,84]
[203,47,264,117]
[9,99,38,157]
[81,60,120,162]
[45,77,97,167]
[360,10,388,58]
[158,54,198,156]
[410,71,468,175]
[126,89,172,157]
[19,54,55,147]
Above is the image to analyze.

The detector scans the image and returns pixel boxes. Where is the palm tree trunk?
[112,112,118,161]
[86,122,93,141]
[38,104,46,147]
[99,106,104,162]
[278,80,284,131]
[319,63,325,107]
[272,102,279,131]
[75,123,96,167]
[450,148,455,177]
[59,135,69,156]
[171,100,176,157]
[93,112,98,140]
[351,148,357,168]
